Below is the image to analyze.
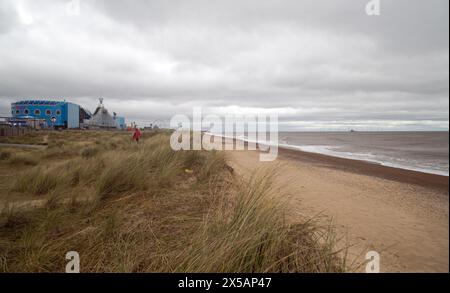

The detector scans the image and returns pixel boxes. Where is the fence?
[0,124,32,137]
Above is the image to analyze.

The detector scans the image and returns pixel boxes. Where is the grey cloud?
[91,0,449,54]
[0,0,448,130]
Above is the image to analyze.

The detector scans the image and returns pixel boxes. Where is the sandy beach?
[221,138,449,272]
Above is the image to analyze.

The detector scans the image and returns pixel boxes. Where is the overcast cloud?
[0,0,448,130]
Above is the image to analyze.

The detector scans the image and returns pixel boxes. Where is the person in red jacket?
[132,127,142,143]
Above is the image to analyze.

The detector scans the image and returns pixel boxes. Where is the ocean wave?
[280,144,449,177]
[206,132,449,176]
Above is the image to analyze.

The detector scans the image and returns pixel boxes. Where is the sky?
[0,0,448,131]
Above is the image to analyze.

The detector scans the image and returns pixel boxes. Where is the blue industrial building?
[10,99,126,130]
[11,100,82,129]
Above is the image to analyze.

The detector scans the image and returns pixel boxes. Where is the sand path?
[227,149,449,273]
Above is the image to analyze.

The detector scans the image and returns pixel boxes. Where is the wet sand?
[279,147,449,193]
[219,137,449,272]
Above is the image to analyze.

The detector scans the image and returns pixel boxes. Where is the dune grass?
[11,167,58,195]
[0,150,11,161]
[0,130,345,272]
[0,131,46,145]
[173,171,344,273]
[6,153,39,166]
[80,146,99,159]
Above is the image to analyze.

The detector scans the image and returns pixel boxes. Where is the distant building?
[10,100,89,129]
[115,116,126,130]
[79,107,92,129]
[10,99,125,131]
[84,98,126,130]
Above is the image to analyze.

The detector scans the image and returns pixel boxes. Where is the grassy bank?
[0,130,345,272]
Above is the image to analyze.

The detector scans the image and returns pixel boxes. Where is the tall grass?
[198,150,228,182]
[96,134,187,198]
[0,131,345,272]
[174,171,344,273]
[0,150,11,161]
[11,167,58,195]
[80,146,99,159]
[9,157,106,195]
[7,153,38,166]
[96,153,148,198]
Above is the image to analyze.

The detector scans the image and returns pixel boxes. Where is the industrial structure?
[84,98,126,130]
[8,99,126,130]
[10,100,85,129]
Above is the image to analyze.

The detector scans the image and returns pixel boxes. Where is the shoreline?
[279,143,449,177]
[277,145,449,193]
[207,134,448,192]
[215,134,449,272]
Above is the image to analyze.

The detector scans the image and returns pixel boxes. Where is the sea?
[277,132,449,176]
[209,131,449,176]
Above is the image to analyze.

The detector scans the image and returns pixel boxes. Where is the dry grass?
[198,150,228,182]
[6,153,39,166]
[80,146,99,159]
[0,130,345,272]
[0,131,46,145]
[173,171,345,273]
[0,150,11,161]
[11,167,58,195]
